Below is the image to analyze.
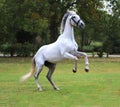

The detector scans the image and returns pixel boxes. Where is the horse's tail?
[20,58,36,82]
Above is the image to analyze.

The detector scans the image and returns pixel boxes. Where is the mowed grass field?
[0,57,120,107]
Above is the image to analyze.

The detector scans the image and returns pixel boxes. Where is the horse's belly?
[47,57,63,63]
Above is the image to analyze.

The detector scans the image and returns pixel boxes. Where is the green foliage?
[0,42,35,57]
[0,0,120,56]
[91,42,103,57]
[91,42,103,51]
[13,42,35,57]
[0,43,12,55]
[101,0,120,54]
[83,45,94,52]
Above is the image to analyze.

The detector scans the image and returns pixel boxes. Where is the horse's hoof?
[54,87,60,91]
[38,87,43,92]
[85,68,89,72]
[72,68,76,73]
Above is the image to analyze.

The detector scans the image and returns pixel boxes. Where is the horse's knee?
[83,52,87,57]
[46,75,50,80]
[34,66,43,79]
[34,74,37,79]
[34,71,40,79]
[46,74,48,79]
[46,70,52,79]
[52,65,56,70]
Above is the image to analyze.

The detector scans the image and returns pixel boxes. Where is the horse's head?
[69,11,85,29]
[60,10,85,34]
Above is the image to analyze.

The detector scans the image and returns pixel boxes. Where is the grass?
[0,57,120,107]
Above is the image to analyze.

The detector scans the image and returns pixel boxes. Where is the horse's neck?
[61,20,75,41]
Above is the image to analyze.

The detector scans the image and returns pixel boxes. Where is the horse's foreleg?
[73,59,77,73]
[64,52,78,60]
[46,64,59,91]
[34,66,43,91]
[63,52,78,73]
[76,51,89,72]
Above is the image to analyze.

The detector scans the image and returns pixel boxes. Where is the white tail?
[20,58,35,82]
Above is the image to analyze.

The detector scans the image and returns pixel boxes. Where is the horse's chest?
[61,40,78,52]
[67,42,77,51]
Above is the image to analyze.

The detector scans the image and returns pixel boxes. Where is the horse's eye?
[72,16,76,19]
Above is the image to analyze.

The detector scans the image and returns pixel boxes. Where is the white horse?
[21,10,89,91]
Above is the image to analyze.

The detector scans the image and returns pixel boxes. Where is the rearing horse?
[21,10,89,91]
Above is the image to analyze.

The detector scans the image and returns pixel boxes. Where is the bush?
[0,42,35,57]
[81,42,104,58]
[0,43,15,56]
[83,45,94,52]
[14,42,35,57]
[90,42,104,58]
[0,43,10,54]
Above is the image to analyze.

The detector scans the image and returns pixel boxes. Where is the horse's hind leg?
[34,66,43,91]
[45,62,59,90]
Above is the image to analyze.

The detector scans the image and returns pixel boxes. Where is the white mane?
[60,10,76,34]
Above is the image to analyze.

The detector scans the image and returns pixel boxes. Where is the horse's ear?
[67,9,70,13]
[67,8,77,14]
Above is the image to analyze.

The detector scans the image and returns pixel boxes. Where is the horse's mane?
[60,10,76,34]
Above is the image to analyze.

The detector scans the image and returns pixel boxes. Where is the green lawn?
[0,57,120,107]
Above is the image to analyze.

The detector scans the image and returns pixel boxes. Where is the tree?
[75,0,104,49]
[103,0,120,55]
[1,0,119,56]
